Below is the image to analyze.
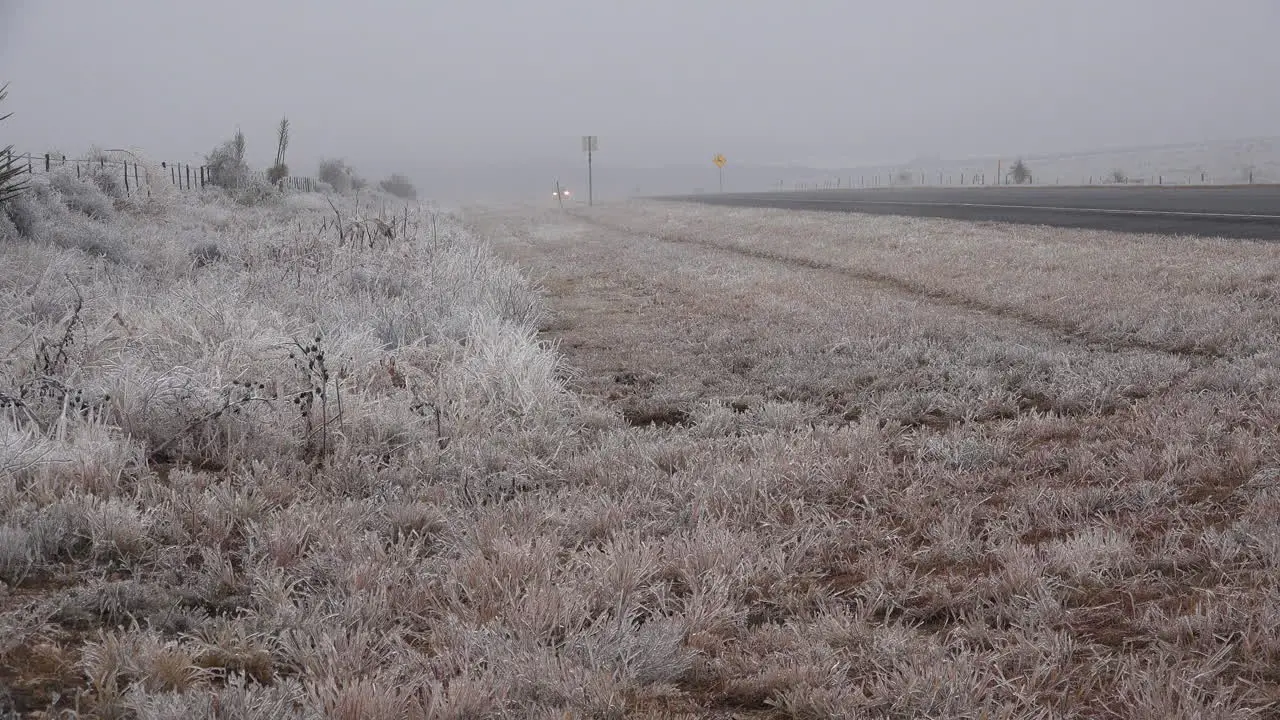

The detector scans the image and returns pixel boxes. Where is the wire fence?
[1,150,321,195]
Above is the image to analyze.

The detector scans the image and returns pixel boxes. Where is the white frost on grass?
[0,175,593,716]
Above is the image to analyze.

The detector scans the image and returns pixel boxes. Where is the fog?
[3,0,1278,200]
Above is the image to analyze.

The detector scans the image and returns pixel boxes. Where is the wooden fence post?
[124,162,130,194]
[44,153,50,172]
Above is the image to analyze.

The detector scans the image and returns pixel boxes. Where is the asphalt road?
[659,186,1280,239]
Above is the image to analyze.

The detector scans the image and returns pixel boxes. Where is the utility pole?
[582,136,597,206]
[555,178,564,209]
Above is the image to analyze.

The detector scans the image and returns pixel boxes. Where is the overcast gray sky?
[3,0,1278,175]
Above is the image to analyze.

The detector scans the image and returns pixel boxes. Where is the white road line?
[769,198,1280,220]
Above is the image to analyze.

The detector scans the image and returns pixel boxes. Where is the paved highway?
[660,186,1280,239]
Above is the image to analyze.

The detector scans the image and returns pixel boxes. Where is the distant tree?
[379,173,417,200]
[1010,157,1031,184]
[0,83,29,205]
[896,170,914,186]
[1110,169,1128,184]
[318,157,355,193]
[205,127,250,189]
[267,116,290,186]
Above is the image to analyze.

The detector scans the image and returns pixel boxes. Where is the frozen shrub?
[318,158,357,193]
[30,180,68,212]
[50,169,115,220]
[50,219,133,263]
[266,163,288,186]
[75,150,129,200]
[378,173,417,200]
[0,204,16,241]
[1,191,42,238]
[191,241,222,267]
[205,129,249,189]
[86,498,149,562]
[26,498,94,562]
[233,177,279,206]
[88,166,126,199]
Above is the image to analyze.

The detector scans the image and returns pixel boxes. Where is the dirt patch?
[621,404,690,428]
[0,636,82,716]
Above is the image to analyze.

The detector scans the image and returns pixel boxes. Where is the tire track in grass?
[481,208,1198,437]
[570,211,1224,363]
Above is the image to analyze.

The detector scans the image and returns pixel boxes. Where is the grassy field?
[3,169,1280,718]
[467,201,1280,718]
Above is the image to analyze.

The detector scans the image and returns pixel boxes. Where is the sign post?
[582,136,598,206]
[713,153,726,192]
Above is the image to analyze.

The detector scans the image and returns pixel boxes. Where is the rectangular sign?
[582,136,598,152]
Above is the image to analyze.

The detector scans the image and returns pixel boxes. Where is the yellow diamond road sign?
[713,154,726,168]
